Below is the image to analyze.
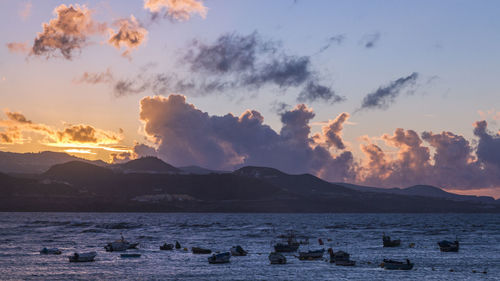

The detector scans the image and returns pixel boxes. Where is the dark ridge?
[115,157,180,174]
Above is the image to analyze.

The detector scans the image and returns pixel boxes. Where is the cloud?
[321,112,350,150]
[139,94,354,179]
[110,142,158,163]
[108,16,148,58]
[144,0,207,21]
[31,4,107,60]
[474,120,500,169]
[74,68,114,84]
[361,32,380,48]
[19,1,32,20]
[178,31,344,102]
[6,42,29,54]
[358,72,419,111]
[317,34,345,54]
[0,110,123,150]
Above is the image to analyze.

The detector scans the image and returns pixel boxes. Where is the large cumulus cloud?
[139,94,354,179]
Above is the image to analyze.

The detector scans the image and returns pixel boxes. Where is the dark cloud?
[6,112,32,124]
[31,4,106,60]
[139,94,354,179]
[361,32,380,48]
[317,34,345,54]
[474,120,500,168]
[298,80,344,103]
[359,72,419,111]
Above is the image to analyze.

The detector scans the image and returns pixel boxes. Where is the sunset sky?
[1,0,500,197]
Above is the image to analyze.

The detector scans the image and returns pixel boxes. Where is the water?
[0,213,498,280]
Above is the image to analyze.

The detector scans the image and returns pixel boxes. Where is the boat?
[120,253,141,258]
[192,247,212,254]
[328,248,356,266]
[104,235,139,252]
[160,243,174,250]
[383,233,401,247]
[438,239,459,252]
[273,231,300,252]
[175,241,181,249]
[298,249,325,260]
[381,259,414,270]
[68,252,97,262]
[268,252,287,264]
[208,252,231,264]
[40,247,61,255]
[230,245,248,256]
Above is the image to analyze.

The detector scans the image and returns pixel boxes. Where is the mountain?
[1,160,499,212]
[338,183,498,205]
[178,165,229,175]
[0,151,106,174]
[112,157,180,174]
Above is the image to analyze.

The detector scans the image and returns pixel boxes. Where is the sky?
[1,0,500,198]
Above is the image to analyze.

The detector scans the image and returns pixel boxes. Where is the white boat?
[68,251,97,262]
[40,247,61,255]
[268,252,286,264]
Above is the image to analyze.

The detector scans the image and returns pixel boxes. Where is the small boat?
[274,243,299,253]
[208,252,230,264]
[274,231,300,252]
[230,245,248,256]
[298,249,325,260]
[40,247,61,255]
[104,236,139,252]
[381,259,414,270]
[328,249,356,266]
[160,243,174,250]
[383,233,401,247]
[68,251,97,262]
[120,253,141,258]
[175,241,181,249]
[438,239,459,252]
[269,252,287,264]
[192,247,212,254]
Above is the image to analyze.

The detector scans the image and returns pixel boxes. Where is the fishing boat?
[192,247,212,254]
[68,252,97,262]
[208,252,231,264]
[273,231,300,252]
[120,253,141,258]
[230,245,248,256]
[160,243,174,250]
[40,247,61,255]
[383,233,401,247]
[438,239,459,252]
[269,252,287,264]
[381,259,414,270]
[328,248,356,266]
[104,235,139,252]
[298,249,325,260]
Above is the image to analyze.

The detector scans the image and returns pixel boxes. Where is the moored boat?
[268,252,286,264]
[68,251,97,262]
[298,249,325,260]
[383,233,401,247]
[192,247,212,254]
[438,239,459,252]
[120,253,141,258]
[328,248,356,266]
[208,252,230,264]
[381,259,414,270]
[40,247,61,255]
[160,243,174,250]
[230,245,248,256]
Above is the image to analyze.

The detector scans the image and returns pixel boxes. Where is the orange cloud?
[31,4,107,60]
[19,1,32,20]
[6,42,30,54]
[108,16,147,58]
[144,0,207,21]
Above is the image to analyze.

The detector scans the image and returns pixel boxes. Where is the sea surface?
[0,213,498,280]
